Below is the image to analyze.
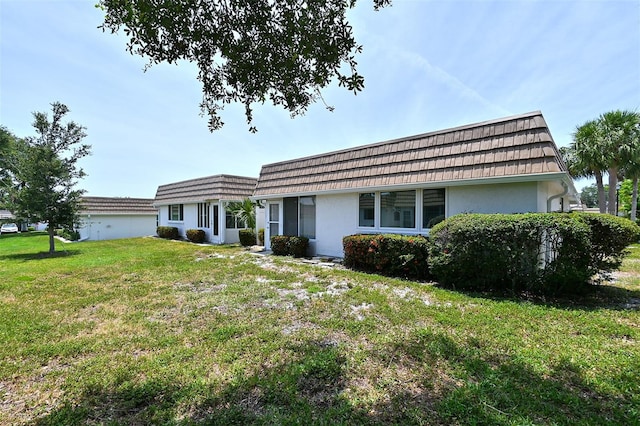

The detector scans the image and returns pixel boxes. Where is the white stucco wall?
[315,193,359,257]
[77,214,157,241]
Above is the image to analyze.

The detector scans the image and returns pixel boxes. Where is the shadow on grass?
[33,333,637,425]
[0,249,81,262]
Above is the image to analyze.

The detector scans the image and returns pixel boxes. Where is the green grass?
[1,232,639,425]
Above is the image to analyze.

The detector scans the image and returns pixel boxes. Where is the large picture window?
[169,204,183,221]
[423,189,445,228]
[359,193,375,227]
[225,212,246,229]
[380,190,415,228]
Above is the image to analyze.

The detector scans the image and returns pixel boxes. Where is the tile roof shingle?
[154,174,257,205]
[254,111,568,197]
[80,197,157,215]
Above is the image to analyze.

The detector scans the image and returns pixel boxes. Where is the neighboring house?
[77,197,158,241]
[253,111,580,258]
[154,174,262,244]
[0,210,14,220]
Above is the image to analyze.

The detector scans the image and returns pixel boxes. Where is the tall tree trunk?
[607,167,618,215]
[48,226,56,253]
[595,171,606,213]
[632,176,639,222]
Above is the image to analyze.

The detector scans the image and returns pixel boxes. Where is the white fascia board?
[254,173,576,200]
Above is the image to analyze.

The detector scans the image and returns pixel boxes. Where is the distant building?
[76,197,157,241]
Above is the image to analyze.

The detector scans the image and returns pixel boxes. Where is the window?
[282,196,316,239]
[423,189,445,228]
[225,212,246,229]
[169,204,183,221]
[359,193,375,227]
[197,203,209,228]
[380,190,415,228]
[268,203,279,238]
[299,196,316,239]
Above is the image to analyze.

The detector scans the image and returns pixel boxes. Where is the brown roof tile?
[254,112,569,196]
[155,174,257,205]
[80,197,157,215]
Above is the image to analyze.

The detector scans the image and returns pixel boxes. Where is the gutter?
[547,181,569,212]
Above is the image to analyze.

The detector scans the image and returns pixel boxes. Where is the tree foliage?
[98,0,391,132]
[0,126,20,203]
[579,184,600,209]
[226,198,259,229]
[5,103,91,253]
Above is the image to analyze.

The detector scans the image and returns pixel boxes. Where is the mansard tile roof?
[254,111,569,197]
[80,197,157,215]
[154,174,257,205]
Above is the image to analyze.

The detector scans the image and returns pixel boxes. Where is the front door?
[267,202,280,249]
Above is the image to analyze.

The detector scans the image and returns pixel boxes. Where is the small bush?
[56,228,80,241]
[258,228,265,245]
[157,226,179,239]
[271,235,290,255]
[288,236,309,258]
[186,229,206,243]
[239,229,257,246]
[270,235,309,257]
[343,234,430,279]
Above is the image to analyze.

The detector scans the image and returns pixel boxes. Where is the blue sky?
[1,0,638,198]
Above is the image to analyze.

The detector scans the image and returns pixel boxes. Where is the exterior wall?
[77,214,157,241]
[315,193,358,257]
[447,182,539,215]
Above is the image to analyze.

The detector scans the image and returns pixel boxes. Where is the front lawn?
[1,233,638,424]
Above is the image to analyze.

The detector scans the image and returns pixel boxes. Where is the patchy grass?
[1,233,639,425]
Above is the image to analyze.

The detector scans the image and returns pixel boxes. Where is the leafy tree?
[579,184,599,208]
[98,0,391,132]
[5,103,91,253]
[0,126,20,204]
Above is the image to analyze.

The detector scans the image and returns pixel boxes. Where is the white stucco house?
[77,197,158,241]
[154,174,263,244]
[253,111,579,258]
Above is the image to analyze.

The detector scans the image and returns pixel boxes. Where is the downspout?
[547,181,569,213]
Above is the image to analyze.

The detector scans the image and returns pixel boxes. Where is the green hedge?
[239,229,257,246]
[572,212,640,274]
[428,213,640,295]
[343,234,430,279]
[157,226,179,239]
[270,235,309,258]
[186,229,206,243]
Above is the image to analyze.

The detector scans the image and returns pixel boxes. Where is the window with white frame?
[359,193,375,227]
[358,189,445,231]
[225,212,246,229]
[197,202,209,228]
[380,190,415,228]
[169,204,183,221]
[423,189,445,228]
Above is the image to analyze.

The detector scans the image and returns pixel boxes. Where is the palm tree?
[572,119,608,213]
[599,110,640,215]
[225,198,259,230]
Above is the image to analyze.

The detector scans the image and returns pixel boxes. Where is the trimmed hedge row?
[157,226,179,239]
[343,234,430,279]
[271,235,309,258]
[342,213,640,295]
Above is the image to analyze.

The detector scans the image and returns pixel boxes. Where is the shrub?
[572,212,640,274]
[270,235,289,255]
[56,228,80,241]
[270,235,309,257]
[239,229,257,246]
[343,234,430,279]
[428,213,593,295]
[157,226,179,239]
[186,229,206,243]
[288,236,309,258]
[258,228,265,245]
